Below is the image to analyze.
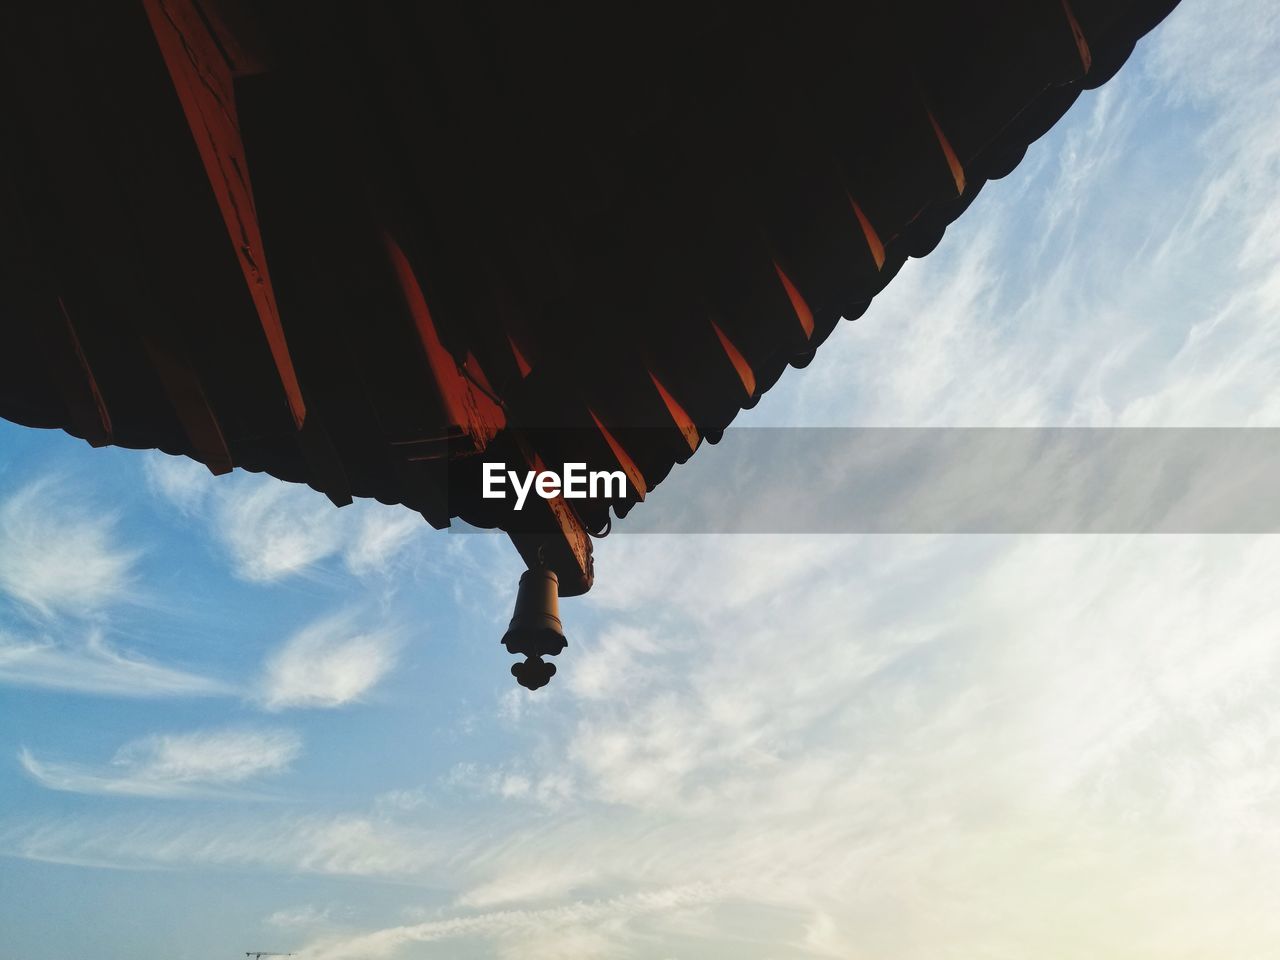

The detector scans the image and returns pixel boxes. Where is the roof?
[0,0,1181,596]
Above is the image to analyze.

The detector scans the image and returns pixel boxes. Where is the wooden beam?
[927,109,967,197]
[1061,0,1094,74]
[648,371,700,454]
[52,296,114,447]
[710,320,757,399]
[382,231,507,453]
[141,0,307,430]
[141,336,234,475]
[588,409,647,501]
[849,196,886,271]
[772,260,815,340]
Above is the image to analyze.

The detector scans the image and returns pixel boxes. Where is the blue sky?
[3,1,1280,957]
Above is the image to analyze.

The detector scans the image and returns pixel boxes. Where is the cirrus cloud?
[259,612,402,711]
[144,455,426,584]
[19,726,302,799]
[0,479,139,616]
[0,628,230,699]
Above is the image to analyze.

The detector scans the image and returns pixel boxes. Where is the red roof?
[0,0,1181,595]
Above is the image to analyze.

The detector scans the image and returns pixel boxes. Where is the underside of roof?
[0,0,1181,595]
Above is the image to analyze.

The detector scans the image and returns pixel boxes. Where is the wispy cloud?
[11,528,1280,952]
[268,904,337,929]
[344,509,424,578]
[216,481,346,582]
[0,811,440,877]
[19,727,301,798]
[564,625,661,703]
[141,453,213,515]
[0,628,230,698]
[258,611,401,710]
[144,456,426,583]
[444,762,575,809]
[299,883,721,960]
[298,535,1280,957]
[0,479,139,616]
[374,786,430,813]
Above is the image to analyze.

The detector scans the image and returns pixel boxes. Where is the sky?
[2,1,1280,957]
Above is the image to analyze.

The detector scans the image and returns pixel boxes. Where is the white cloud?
[0,628,229,698]
[0,479,139,616]
[142,454,214,515]
[267,904,336,929]
[259,612,401,710]
[19,727,301,798]
[275,533,1280,958]
[565,625,660,702]
[445,762,575,810]
[299,884,720,960]
[374,787,430,813]
[12,522,1280,954]
[144,455,427,583]
[455,863,600,911]
[213,480,346,583]
[0,811,440,877]
[345,509,424,578]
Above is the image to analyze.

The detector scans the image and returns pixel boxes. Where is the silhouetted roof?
[0,0,1181,594]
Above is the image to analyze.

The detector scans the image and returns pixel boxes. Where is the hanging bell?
[501,567,567,690]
